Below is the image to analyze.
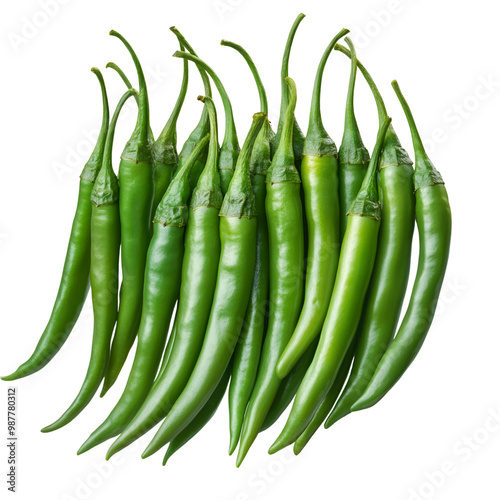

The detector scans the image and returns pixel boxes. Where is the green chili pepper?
[220,39,272,456]
[141,111,266,460]
[338,37,370,238]
[105,95,221,459]
[2,68,109,382]
[268,116,392,455]
[170,27,213,191]
[150,42,189,215]
[105,62,154,142]
[101,31,155,395]
[273,14,308,263]
[260,340,317,433]
[293,338,356,454]
[271,13,305,166]
[324,46,415,428]
[41,88,135,432]
[276,28,349,380]
[108,48,188,223]
[162,363,232,465]
[236,78,304,468]
[173,45,240,194]
[351,81,452,412]
[77,134,210,455]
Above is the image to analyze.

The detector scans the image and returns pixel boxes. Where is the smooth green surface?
[106,100,221,459]
[236,78,304,467]
[276,28,349,379]
[41,89,132,430]
[326,49,415,426]
[102,31,155,394]
[222,39,272,456]
[142,217,257,459]
[338,37,370,237]
[2,68,109,381]
[78,138,209,455]
[268,118,391,454]
[141,113,263,459]
[261,340,316,432]
[293,338,356,454]
[352,81,451,411]
[162,364,232,465]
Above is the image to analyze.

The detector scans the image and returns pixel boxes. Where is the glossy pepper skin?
[41,89,135,432]
[236,78,304,468]
[351,81,451,412]
[293,338,356,454]
[77,134,210,455]
[2,69,109,381]
[156,317,177,379]
[141,112,266,460]
[325,46,415,427]
[105,96,221,459]
[260,340,317,432]
[268,116,392,455]
[338,37,370,238]
[276,28,349,379]
[170,27,213,192]
[162,363,232,466]
[220,39,272,456]
[102,31,155,395]
[150,41,189,215]
[173,47,240,195]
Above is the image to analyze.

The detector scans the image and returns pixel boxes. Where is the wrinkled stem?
[197,95,219,169]
[335,44,386,127]
[275,77,297,165]
[170,27,212,98]
[173,50,237,148]
[308,28,349,132]
[343,37,359,136]
[358,117,392,201]
[102,89,138,170]
[392,80,427,160]
[221,40,267,114]
[109,30,149,145]
[279,14,306,119]
[156,41,189,146]
[90,68,109,156]
[106,62,135,94]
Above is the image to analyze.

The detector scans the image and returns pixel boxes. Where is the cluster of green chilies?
[3,14,451,466]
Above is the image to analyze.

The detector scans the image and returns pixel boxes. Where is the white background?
[1,0,499,499]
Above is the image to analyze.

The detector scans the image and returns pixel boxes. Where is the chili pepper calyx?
[91,89,136,206]
[267,77,300,184]
[111,30,153,164]
[81,67,110,183]
[152,43,188,166]
[347,199,381,220]
[154,134,210,225]
[220,112,266,218]
[338,38,370,165]
[392,80,445,190]
[191,96,222,209]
